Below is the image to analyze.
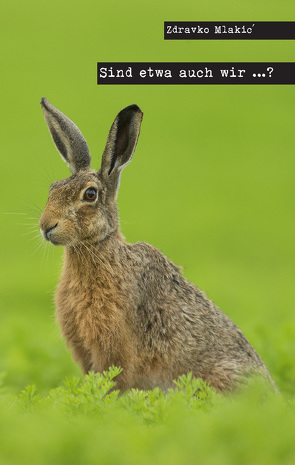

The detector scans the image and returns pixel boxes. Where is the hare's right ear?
[40,98,91,175]
[99,104,143,196]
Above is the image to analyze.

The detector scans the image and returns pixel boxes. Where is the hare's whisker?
[1,212,27,215]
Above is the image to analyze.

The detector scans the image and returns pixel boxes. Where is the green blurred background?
[1,0,295,397]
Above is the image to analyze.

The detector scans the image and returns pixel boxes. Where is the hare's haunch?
[39,99,273,392]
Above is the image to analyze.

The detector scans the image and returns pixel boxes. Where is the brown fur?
[39,99,274,393]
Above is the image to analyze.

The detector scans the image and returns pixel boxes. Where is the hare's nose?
[43,223,58,241]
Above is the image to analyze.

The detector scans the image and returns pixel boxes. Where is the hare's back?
[128,242,266,375]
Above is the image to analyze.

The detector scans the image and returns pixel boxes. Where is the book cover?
[1,1,295,463]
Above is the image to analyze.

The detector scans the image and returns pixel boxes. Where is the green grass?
[1,369,294,465]
[1,0,295,463]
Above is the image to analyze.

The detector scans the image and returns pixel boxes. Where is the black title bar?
[97,63,295,85]
[164,22,295,40]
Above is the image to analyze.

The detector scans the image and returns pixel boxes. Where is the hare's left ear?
[40,98,91,175]
[99,104,143,196]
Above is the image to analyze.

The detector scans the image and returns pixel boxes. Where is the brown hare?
[39,98,274,393]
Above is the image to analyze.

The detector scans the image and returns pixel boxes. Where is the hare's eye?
[84,188,97,202]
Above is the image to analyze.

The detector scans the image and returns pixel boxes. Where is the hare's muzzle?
[40,223,58,243]
[39,220,59,245]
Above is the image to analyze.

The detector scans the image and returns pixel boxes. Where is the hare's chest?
[55,276,127,351]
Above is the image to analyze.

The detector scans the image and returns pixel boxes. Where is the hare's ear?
[40,98,91,175]
[99,104,143,195]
